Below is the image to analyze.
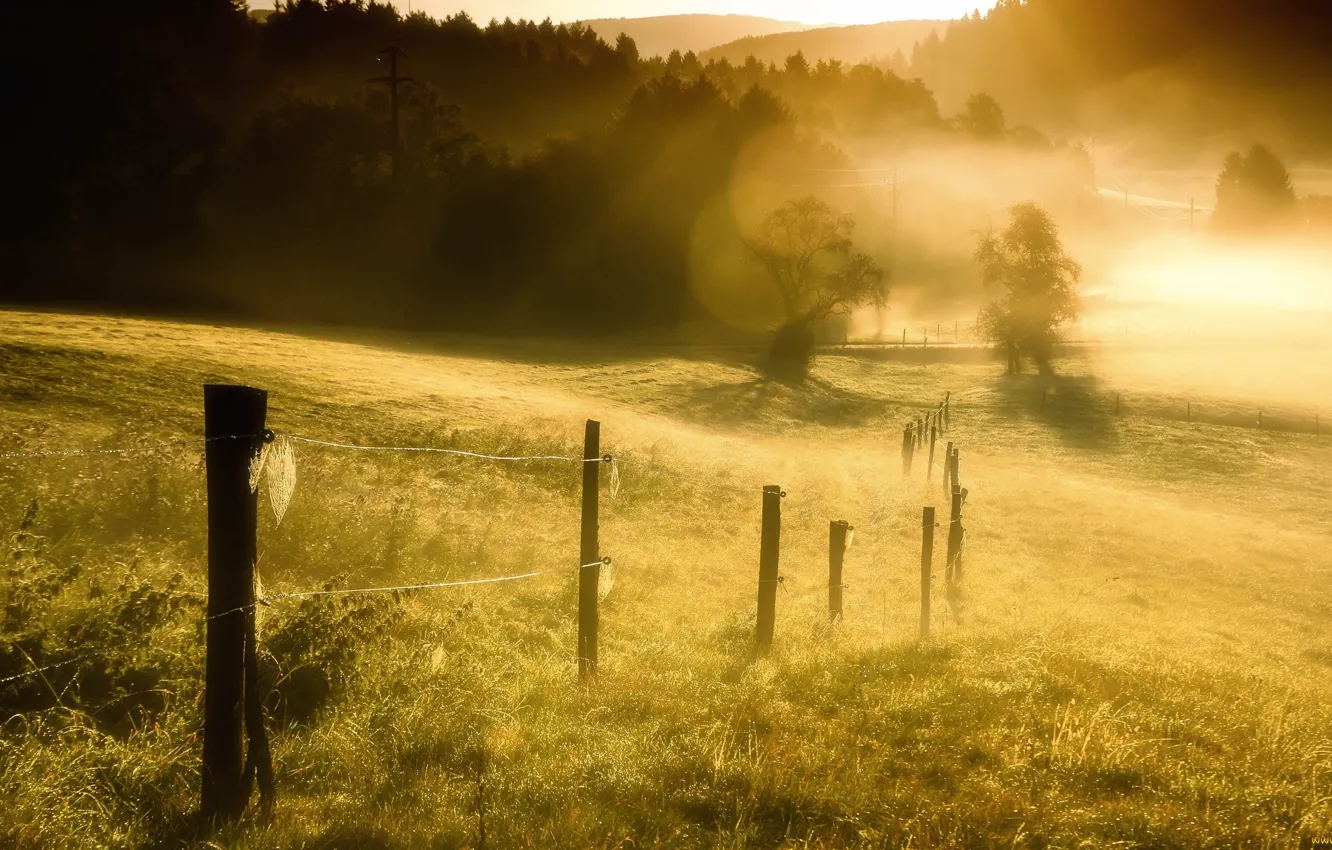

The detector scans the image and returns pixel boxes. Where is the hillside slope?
[702,19,944,67]
[1,310,1329,847]
[581,14,808,58]
[913,0,1332,147]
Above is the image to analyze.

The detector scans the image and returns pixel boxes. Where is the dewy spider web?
[265,436,296,525]
[249,436,297,525]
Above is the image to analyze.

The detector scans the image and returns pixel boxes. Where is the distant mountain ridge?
[702,20,945,67]
[580,14,810,59]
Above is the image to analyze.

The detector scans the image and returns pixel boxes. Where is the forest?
[4,0,1330,336]
[0,0,1049,337]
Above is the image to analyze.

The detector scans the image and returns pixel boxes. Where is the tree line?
[0,1,941,337]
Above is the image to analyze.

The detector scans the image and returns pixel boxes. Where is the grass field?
[1,309,1330,849]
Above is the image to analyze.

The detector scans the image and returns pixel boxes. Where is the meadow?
[0,309,1329,849]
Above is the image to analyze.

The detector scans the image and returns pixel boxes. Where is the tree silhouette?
[975,203,1081,375]
[1213,144,1297,234]
[747,196,887,379]
[959,92,1006,139]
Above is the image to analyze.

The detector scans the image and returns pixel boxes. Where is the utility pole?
[369,46,415,184]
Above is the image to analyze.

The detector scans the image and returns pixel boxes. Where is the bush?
[263,577,404,727]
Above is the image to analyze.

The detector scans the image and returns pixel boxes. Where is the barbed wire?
[0,431,616,465]
[285,435,610,464]
[203,559,614,621]
[0,657,83,687]
[0,434,255,460]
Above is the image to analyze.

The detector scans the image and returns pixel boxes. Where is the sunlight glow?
[429,0,999,26]
[1105,238,1332,311]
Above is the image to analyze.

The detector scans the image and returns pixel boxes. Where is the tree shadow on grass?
[990,372,1119,450]
[682,369,891,427]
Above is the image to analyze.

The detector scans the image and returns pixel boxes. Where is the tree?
[784,51,811,78]
[959,92,1006,139]
[1213,144,1297,233]
[615,33,640,66]
[747,196,887,379]
[974,202,1081,375]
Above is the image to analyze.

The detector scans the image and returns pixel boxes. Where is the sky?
[375,1,998,26]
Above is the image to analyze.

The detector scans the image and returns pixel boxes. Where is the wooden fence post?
[944,392,951,431]
[927,425,938,482]
[578,420,601,679]
[202,384,267,823]
[943,440,954,492]
[828,520,849,623]
[949,448,960,494]
[901,426,913,475]
[920,507,934,639]
[756,485,783,655]
[946,490,963,588]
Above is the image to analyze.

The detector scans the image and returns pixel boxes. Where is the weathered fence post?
[927,424,938,482]
[578,419,601,680]
[901,426,913,475]
[949,448,960,494]
[920,507,935,639]
[828,520,849,623]
[202,384,267,823]
[946,490,963,588]
[756,485,783,655]
[943,440,954,492]
[944,392,951,431]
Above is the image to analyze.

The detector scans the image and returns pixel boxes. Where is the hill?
[701,19,945,68]
[580,14,809,59]
[913,0,1332,149]
[2,309,1330,846]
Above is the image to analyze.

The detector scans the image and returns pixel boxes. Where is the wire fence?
[0,379,1320,694]
[0,424,634,687]
[3,373,1321,825]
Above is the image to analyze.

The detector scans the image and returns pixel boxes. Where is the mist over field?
[2,2,1331,848]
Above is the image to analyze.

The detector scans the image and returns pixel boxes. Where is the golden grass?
[0,310,1329,848]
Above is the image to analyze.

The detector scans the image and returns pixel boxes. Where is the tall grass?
[0,312,1329,848]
